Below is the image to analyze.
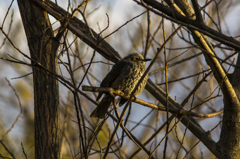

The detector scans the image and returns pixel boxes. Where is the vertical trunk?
[17,0,60,158]
[218,54,240,159]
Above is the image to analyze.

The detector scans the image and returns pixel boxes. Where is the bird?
[90,53,151,119]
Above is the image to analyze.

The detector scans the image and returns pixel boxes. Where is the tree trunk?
[17,0,60,158]
[218,54,240,159]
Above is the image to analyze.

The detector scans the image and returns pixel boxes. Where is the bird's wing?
[96,60,127,101]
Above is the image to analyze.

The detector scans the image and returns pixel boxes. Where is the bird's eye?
[131,57,139,61]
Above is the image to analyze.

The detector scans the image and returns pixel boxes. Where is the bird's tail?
[90,95,114,119]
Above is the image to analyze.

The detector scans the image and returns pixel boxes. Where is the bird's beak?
[143,58,151,62]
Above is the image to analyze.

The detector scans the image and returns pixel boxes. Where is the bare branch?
[82,86,223,118]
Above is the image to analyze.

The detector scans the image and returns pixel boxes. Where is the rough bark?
[17,0,60,158]
[219,54,240,159]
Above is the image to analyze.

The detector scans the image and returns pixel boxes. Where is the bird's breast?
[111,64,148,96]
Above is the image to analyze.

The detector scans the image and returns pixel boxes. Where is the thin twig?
[21,143,28,159]
[82,85,223,118]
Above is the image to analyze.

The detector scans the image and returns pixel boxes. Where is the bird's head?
[124,53,151,64]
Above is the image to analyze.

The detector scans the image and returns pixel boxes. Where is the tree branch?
[133,0,240,51]
[82,85,223,118]
[31,0,220,157]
